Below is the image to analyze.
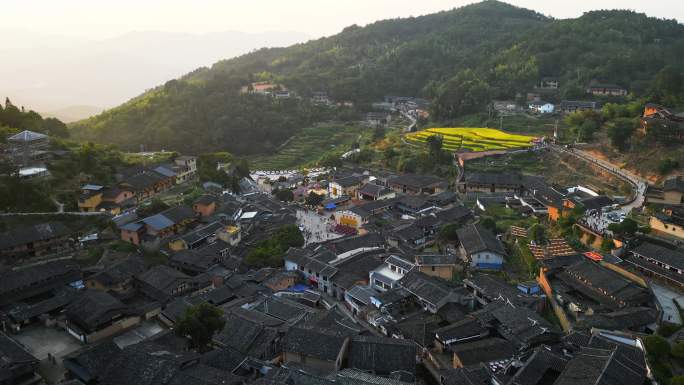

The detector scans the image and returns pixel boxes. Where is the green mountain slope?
[71,1,684,155]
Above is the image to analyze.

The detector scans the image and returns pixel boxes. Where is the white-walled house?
[528,101,555,114]
[456,224,506,270]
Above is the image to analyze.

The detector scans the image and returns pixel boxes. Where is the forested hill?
[70,0,684,155]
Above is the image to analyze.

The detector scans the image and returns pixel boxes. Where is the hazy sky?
[3,0,682,40]
[2,0,682,115]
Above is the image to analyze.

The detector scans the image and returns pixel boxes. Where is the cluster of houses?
[639,102,684,142]
[0,159,675,385]
[496,78,627,117]
[78,155,197,214]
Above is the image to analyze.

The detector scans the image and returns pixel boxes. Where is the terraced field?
[249,123,371,170]
[405,127,536,152]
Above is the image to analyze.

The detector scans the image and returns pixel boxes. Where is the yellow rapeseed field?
[405,127,536,152]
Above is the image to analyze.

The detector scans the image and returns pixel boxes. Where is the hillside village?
[3,89,684,385]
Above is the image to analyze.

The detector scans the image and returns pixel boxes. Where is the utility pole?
[553,119,559,141]
[499,115,503,130]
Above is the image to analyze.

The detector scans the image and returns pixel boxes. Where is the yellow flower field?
[405,127,536,152]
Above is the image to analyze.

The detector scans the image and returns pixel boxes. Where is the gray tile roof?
[0,222,71,250]
[284,327,346,362]
[457,224,506,256]
[348,336,417,375]
[449,337,517,367]
[631,242,684,271]
[66,290,128,331]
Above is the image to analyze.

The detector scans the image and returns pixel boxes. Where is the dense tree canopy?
[245,224,305,267]
[71,1,684,153]
[0,98,68,139]
[175,303,225,352]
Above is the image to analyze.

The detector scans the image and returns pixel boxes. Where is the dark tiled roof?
[326,233,385,255]
[66,290,128,331]
[631,242,684,271]
[284,327,346,362]
[137,265,192,293]
[333,176,364,188]
[457,224,506,256]
[474,300,556,347]
[398,271,459,307]
[435,318,488,345]
[0,261,81,300]
[508,347,567,385]
[440,365,491,385]
[161,205,195,224]
[449,337,517,366]
[63,341,121,382]
[0,333,38,377]
[580,195,613,211]
[121,170,167,191]
[200,347,247,372]
[90,255,146,286]
[348,336,417,375]
[194,194,219,206]
[664,176,684,193]
[560,259,650,306]
[284,247,315,266]
[358,183,389,197]
[414,254,457,266]
[0,222,71,250]
[560,100,599,109]
[554,345,644,385]
[464,172,523,186]
[389,174,443,189]
[434,206,473,223]
[214,312,279,356]
[386,255,415,271]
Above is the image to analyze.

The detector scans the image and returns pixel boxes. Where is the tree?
[372,125,386,141]
[608,217,638,237]
[529,223,546,244]
[564,110,602,142]
[606,117,636,150]
[431,69,491,119]
[643,335,670,359]
[658,158,680,175]
[175,303,225,352]
[426,134,444,157]
[439,223,461,242]
[305,192,324,207]
[246,224,304,267]
[671,342,684,358]
[671,376,684,385]
[481,218,497,233]
[600,237,614,252]
[273,188,294,202]
[137,198,169,218]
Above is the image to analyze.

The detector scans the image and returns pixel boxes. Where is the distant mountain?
[43,105,104,123]
[71,0,684,155]
[0,29,310,112]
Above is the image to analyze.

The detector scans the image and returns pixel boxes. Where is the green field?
[405,127,536,152]
[249,123,373,170]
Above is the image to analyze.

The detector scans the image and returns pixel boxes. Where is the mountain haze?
[71,0,684,154]
[0,29,310,113]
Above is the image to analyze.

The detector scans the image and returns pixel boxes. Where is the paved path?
[551,144,647,211]
[400,110,417,132]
